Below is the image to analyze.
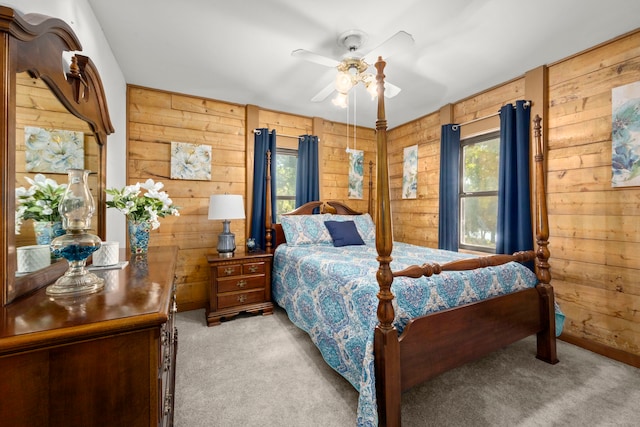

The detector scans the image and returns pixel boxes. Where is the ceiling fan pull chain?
[346,96,350,152]
[353,90,357,152]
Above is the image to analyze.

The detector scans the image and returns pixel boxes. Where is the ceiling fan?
[292,29,414,107]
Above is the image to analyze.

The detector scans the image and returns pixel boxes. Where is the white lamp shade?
[208,194,245,220]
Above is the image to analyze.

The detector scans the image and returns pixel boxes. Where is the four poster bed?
[263,58,559,427]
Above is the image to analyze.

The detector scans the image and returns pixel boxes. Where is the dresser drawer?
[217,275,266,293]
[217,288,265,309]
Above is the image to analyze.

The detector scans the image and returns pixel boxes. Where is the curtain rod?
[252,129,312,140]
[452,101,530,130]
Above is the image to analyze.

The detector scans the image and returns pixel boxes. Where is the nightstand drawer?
[243,261,265,275]
[216,264,242,277]
[217,289,265,309]
[217,275,265,293]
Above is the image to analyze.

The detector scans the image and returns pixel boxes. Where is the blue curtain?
[496,100,533,260]
[250,129,276,250]
[295,135,320,207]
[438,124,461,251]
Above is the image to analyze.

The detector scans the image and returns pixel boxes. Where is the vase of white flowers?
[106,179,180,253]
[15,174,67,245]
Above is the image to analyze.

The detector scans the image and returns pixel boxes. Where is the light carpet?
[174,308,639,426]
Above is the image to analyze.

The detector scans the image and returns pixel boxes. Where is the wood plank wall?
[546,30,640,363]
[128,87,375,310]
[253,109,375,214]
[388,31,640,364]
[127,86,246,308]
[320,120,376,214]
[388,78,524,248]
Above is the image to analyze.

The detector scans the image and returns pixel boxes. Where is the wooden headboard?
[270,200,363,251]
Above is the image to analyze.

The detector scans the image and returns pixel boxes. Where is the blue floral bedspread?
[272,242,539,426]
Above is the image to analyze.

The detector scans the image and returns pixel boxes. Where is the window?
[459,131,500,253]
[275,148,297,222]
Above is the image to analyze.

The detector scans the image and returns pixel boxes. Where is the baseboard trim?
[559,333,640,369]
[177,300,206,312]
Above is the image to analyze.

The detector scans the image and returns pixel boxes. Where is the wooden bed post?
[533,115,558,364]
[265,150,273,252]
[373,57,402,427]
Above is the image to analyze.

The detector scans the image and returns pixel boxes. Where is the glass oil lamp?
[47,169,104,296]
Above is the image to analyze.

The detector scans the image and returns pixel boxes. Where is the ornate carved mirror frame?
[0,6,114,305]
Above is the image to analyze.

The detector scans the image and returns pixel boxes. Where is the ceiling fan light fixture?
[332,92,348,108]
[362,73,378,99]
[294,29,412,104]
[335,71,354,94]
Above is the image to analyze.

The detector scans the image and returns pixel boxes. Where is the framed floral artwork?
[402,144,418,199]
[24,126,84,173]
[170,141,212,181]
[348,149,364,199]
[612,81,640,187]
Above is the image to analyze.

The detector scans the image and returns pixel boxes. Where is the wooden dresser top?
[0,246,178,355]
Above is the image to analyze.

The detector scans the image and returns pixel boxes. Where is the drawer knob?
[224,267,234,275]
[248,265,258,273]
[236,279,247,288]
[238,294,247,303]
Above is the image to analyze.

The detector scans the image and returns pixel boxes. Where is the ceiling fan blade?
[291,49,341,68]
[383,81,401,98]
[364,30,414,64]
[311,81,336,102]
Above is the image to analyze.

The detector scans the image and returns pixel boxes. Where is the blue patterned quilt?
[272,242,539,426]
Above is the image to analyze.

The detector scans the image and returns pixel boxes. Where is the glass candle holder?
[47,169,104,296]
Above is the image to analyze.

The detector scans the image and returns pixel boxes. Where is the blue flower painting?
[348,149,363,199]
[612,81,640,187]
[170,141,212,181]
[402,144,418,198]
[24,126,84,173]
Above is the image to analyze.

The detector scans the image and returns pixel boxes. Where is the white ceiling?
[88,0,640,129]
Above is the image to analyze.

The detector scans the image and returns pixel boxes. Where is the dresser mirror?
[1,6,114,305]
[15,73,102,267]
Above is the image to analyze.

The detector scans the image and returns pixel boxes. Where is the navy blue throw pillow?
[324,220,365,247]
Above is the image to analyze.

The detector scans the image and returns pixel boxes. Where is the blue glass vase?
[128,218,151,254]
[33,220,65,245]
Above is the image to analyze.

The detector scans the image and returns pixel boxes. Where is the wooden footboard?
[399,286,552,391]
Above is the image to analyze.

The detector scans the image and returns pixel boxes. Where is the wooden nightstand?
[205,249,274,326]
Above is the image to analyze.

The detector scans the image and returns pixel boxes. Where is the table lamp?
[208,194,245,257]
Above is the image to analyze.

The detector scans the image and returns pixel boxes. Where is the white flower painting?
[170,141,212,181]
[24,126,84,173]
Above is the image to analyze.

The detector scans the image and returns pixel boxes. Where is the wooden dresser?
[206,250,273,326]
[0,246,178,427]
